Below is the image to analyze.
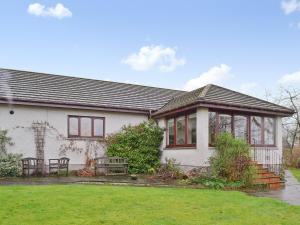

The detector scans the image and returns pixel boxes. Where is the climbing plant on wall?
[15,121,103,169]
[0,129,13,157]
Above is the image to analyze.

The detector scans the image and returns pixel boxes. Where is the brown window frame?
[209,110,276,147]
[68,115,105,138]
[166,112,197,148]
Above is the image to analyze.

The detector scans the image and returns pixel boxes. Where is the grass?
[0,185,300,225]
[290,168,300,182]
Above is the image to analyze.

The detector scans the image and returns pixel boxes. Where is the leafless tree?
[267,87,300,165]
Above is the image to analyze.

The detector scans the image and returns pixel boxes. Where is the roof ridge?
[0,67,185,93]
[199,84,212,99]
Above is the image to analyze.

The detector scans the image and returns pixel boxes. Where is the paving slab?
[251,170,300,205]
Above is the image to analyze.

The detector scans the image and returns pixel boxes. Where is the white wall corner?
[276,116,283,155]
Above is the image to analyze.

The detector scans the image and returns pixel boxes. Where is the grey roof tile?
[154,84,294,115]
[0,68,184,112]
[0,69,294,116]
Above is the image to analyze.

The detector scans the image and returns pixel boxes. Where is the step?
[253,164,264,169]
[255,181,285,190]
[267,181,285,190]
[256,167,269,173]
[254,176,281,184]
[257,171,277,178]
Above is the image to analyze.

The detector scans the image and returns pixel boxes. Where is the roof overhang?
[0,98,150,115]
[152,101,295,118]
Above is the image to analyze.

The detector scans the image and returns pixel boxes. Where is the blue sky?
[0,0,300,97]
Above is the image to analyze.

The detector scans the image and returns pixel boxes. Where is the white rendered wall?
[0,104,147,169]
[160,107,213,169]
[159,108,283,169]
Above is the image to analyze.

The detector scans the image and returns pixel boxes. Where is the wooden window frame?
[209,110,276,147]
[68,115,105,138]
[166,112,197,148]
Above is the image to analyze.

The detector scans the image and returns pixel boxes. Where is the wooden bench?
[49,157,70,176]
[94,157,128,175]
[21,157,44,176]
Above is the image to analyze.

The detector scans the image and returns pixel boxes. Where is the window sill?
[164,146,197,150]
[66,137,105,141]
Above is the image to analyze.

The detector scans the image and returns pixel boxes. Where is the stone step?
[251,160,284,190]
[254,176,281,184]
[256,171,277,178]
[267,181,285,190]
[255,181,285,190]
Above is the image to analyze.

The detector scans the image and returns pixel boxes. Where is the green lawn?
[290,168,300,182]
[0,185,300,225]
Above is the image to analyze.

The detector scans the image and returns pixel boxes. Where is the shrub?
[0,129,21,177]
[209,133,255,185]
[154,158,186,181]
[0,153,22,177]
[105,120,163,174]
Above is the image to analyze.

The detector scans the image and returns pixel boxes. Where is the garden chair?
[21,157,44,176]
[49,157,70,176]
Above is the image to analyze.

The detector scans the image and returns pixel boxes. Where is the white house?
[0,68,294,172]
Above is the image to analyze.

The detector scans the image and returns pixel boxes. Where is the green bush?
[0,153,22,177]
[209,133,255,185]
[105,120,164,174]
[0,129,22,177]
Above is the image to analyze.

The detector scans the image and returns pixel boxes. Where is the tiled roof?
[0,68,294,116]
[154,84,294,116]
[0,68,184,112]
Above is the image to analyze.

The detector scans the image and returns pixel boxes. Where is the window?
[94,119,104,137]
[68,116,105,138]
[81,117,92,137]
[209,112,216,145]
[69,117,79,136]
[251,116,262,145]
[209,111,275,146]
[176,116,185,145]
[167,119,175,145]
[234,116,247,140]
[187,113,197,144]
[166,112,196,147]
[219,114,232,133]
[264,117,275,145]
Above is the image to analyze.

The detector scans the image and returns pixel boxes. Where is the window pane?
[219,114,232,133]
[264,117,275,145]
[167,119,174,145]
[234,116,247,140]
[176,116,185,145]
[187,113,196,144]
[251,116,262,145]
[81,117,92,137]
[209,112,216,145]
[69,117,79,136]
[94,119,104,137]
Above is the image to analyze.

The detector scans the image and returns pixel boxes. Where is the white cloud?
[278,70,300,84]
[28,3,72,19]
[281,0,300,14]
[121,45,185,72]
[183,64,233,91]
[240,82,258,94]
